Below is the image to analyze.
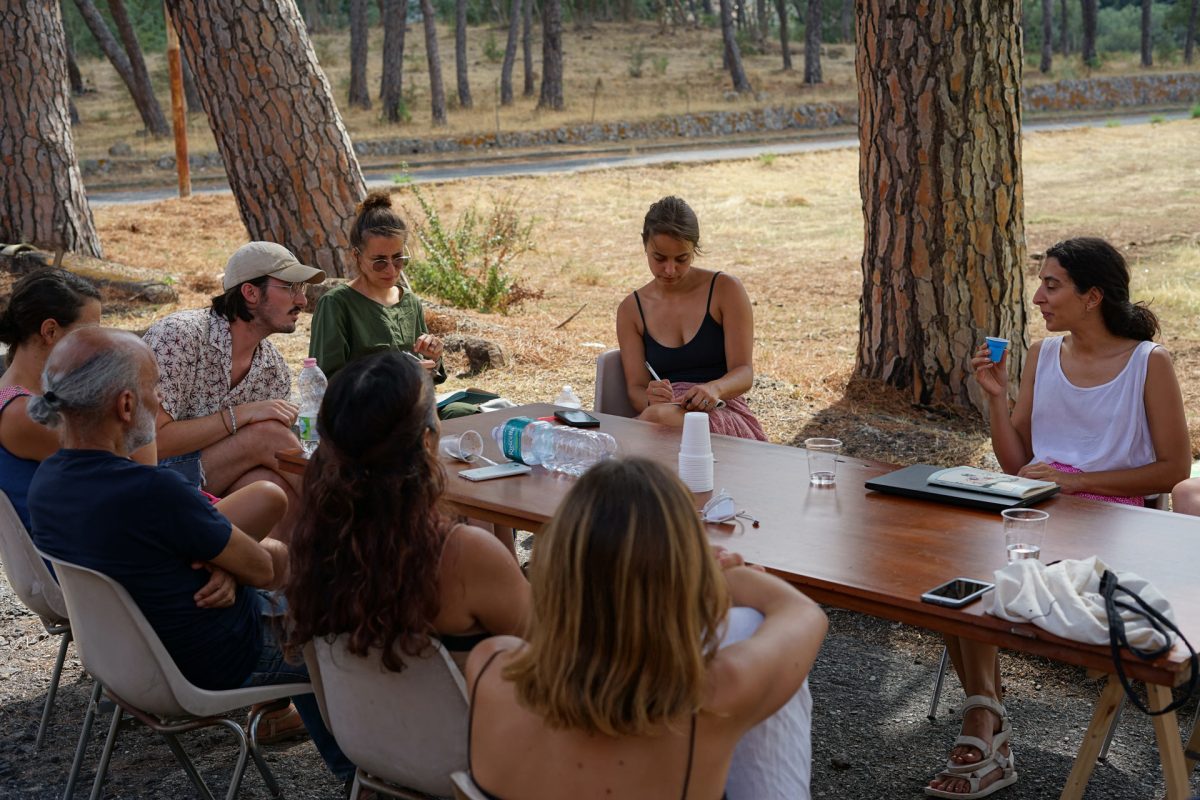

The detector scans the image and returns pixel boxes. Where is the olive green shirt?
[308,284,447,383]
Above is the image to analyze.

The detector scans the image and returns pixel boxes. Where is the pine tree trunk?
[620,0,634,22]
[349,0,372,108]
[105,0,170,136]
[0,2,102,257]
[456,0,473,108]
[165,0,366,277]
[720,0,752,92]
[380,0,408,121]
[775,0,792,70]
[1080,0,1097,66]
[735,0,747,31]
[181,51,203,112]
[804,0,822,84]
[73,0,169,136]
[839,0,852,44]
[1140,0,1152,67]
[302,0,324,31]
[1187,0,1198,65]
[420,0,448,124]
[1058,0,1069,54]
[523,0,536,96]
[65,25,86,95]
[1040,0,1053,73]
[702,0,713,18]
[501,0,523,104]
[755,0,768,50]
[537,0,564,109]
[856,0,1026,412]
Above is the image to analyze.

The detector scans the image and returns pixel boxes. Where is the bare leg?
[1171,477,1200,516]
[199,421,303,543]
[214,481,288,542]
[227,468,301,545]
[929,636,1009,795]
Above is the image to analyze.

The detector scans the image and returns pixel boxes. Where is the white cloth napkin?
[988,556,1175,651]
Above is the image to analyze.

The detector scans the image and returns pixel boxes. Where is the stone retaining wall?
[80,71,1199,177]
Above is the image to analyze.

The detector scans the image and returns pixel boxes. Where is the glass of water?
[804,438,842,487]
[1001,508,1049,563]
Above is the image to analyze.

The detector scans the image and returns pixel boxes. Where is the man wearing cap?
[144,242,324,542]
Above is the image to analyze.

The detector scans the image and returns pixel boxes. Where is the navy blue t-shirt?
[29,449,262,691]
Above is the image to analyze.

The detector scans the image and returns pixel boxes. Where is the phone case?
[554,410,600,428]
[459,463,533,481]
[920,578,994,608]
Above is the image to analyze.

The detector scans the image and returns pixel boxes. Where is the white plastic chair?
[0,493,71,749]
[305,634,470,800]
[594,349,637,418]
[449,772,488,800]
[42,553,310,800]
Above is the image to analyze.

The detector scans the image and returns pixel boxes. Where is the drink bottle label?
[298,415,319,442]
[501,417,533,464]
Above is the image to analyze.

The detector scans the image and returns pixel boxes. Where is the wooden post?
[163,3,190,198]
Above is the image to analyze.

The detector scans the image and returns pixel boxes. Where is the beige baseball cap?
[222,241,326,291]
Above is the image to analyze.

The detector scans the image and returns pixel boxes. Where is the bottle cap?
[302,357,317,368]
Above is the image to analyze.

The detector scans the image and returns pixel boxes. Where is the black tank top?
[634,272,728,384]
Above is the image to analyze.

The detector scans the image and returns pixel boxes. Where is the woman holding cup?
[616,196,767,441]
[926,237,1190,797]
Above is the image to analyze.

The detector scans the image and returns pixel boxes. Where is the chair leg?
[246,702,287,798]
[349,771,363,800]
[161,732,217,800]
[63,680,102,800]
[36,630,72,750]
[928,645,950,720]
[214,717,254,800]
[1097,696,1125,762]
[88,705,123,800]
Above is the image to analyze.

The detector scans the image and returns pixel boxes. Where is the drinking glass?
[804,438,842,487]
[1002,508,1049,563]
[439,430,483,462]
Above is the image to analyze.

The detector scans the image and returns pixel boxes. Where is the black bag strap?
[1101,569,1198,716]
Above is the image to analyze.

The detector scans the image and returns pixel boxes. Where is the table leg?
[1060,675,1125,800]
[1147,683,1190,800]
[1185,708,1200,774]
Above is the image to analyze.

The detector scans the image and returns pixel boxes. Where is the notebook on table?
[865,464,1060,512]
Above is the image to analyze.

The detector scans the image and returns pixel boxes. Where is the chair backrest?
[594,349,637,418]
[450,771,488,800]
[41,554,191,717]
[310,634,470,798]
[0,493,67,625]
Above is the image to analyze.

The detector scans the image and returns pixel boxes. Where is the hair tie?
[42,390,60,408]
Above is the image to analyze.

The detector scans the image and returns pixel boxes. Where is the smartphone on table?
[459,462,533,482]
[554,409,600,428]
[920,578,995,608]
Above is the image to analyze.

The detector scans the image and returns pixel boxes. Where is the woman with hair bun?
[309,189,475,418]
[926,237,1190,799]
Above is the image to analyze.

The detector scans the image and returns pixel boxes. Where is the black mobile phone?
[920,578,995,608]
[554,409,600,428]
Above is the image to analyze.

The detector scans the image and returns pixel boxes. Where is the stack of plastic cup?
[678,412,714,493]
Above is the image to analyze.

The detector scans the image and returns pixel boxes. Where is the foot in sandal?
[925,695,1018,798]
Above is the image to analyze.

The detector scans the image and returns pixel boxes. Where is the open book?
[436,388,500,410]
[927,466,1057,499]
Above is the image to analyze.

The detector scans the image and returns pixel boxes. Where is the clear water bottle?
[542,426,619,476]
[491,417,551,466]
[297,357,327,455]
[554,385,582,409]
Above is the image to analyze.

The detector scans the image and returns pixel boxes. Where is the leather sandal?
[941,695,1011,773]
[248,702,308,745]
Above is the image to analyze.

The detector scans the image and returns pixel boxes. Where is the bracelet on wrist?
[228,405,238,435]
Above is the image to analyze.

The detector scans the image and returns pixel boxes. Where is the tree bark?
[804,0,822,84]
[1080,0,1097,66]
[839,0,852,44]
[0,2,102,257]
[523,0,536,96]
[181,51,203,112]
[775,0,792,70]
[73,0,169,137]
[735,0,747,31]
[1040,0,1053,73]
[501,0,523,104]
[720,0,752,92]
[702,0,713,17]
[105,0,170,136]
[1187,0,1198,65]
[537,0,564,110]
[165,0,366,277]
[755,0,768,51]
[380,0,408,121]
[64,25,86,95]
[419,0,448,124]
[856,0,1026,412]
[1140,0,1152,68]
[455,0,473,108]
[348,0,372,108]
[1058,0,1069,54]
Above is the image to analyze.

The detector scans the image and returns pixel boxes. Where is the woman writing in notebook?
[926,237,1190,799]
[616,196,766,441]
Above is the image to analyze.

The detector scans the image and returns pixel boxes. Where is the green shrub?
[1150,114,1166,124]
[396,177,539,314]
[653,55,669,76]
[628,43,647,78]
[1104,119,1121,128]
[1191,104,1200,119]
[483,32,503,63]
[758,152,778,167]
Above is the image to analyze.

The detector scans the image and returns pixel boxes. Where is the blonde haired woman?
[464,458,827,799]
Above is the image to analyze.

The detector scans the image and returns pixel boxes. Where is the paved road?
[88,110,1192,206]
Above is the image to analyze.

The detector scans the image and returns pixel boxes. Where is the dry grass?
[91,118,1200,466]
[69,20,1197,162]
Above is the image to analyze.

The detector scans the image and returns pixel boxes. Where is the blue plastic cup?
[985,337,1009,363]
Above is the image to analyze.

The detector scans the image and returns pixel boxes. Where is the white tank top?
[1030,336,1158,473]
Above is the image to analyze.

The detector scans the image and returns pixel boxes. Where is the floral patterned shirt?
[143,308,291,422]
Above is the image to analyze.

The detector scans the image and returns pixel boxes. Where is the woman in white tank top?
[926,238,1190,799]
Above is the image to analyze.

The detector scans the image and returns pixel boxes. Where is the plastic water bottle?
[491,417,552,466]
[540,426,619,476]
[554,385,582,409]
[297,358,327,455]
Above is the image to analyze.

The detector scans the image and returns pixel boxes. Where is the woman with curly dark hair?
[284,351,529,673]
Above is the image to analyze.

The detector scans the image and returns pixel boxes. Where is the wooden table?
[279,403,1200,797]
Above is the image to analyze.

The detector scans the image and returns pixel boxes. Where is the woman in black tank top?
[615,196,767,441]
